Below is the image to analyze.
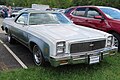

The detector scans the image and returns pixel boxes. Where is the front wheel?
[32,45,45,66]
[112,32,120,52]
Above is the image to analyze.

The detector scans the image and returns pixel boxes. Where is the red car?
[65,6,120,51]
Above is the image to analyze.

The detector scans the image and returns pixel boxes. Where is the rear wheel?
[112,32,120,52]
[32,45,45,66]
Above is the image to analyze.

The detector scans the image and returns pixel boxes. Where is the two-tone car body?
[1,10,117,67]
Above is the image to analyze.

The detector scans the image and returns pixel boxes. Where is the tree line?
[0,0,120,9]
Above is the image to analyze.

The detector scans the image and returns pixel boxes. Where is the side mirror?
[94,15,104,20]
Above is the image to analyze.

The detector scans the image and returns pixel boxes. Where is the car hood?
[28,24,109,41]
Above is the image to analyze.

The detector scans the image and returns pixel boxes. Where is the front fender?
[28,36,50,61]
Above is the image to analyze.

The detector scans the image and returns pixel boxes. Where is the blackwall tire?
[112,32,120,52]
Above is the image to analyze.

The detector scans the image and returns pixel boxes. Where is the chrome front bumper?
[50,47,117,67]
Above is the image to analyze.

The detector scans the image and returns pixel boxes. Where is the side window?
[72,7,86,17]
[87,8,101,18]
[16,13,28,25]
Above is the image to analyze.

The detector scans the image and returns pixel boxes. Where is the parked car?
[18,8,36,13]
[1,10,117,67]
[52,8,66,13]
[0,5,5,15]
[11,8,36,17]
[11,7,23,17]
[65,6,120,51]
[0,5,8,18]
[0,7,3,17]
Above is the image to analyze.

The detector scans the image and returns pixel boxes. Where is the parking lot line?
[0,40,28,69]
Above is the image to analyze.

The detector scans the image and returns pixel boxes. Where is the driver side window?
[16,13,28,25]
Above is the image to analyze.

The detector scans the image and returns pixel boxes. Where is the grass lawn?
[0,53,120,80]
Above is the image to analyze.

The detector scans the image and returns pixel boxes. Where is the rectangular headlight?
[56,41,65,54]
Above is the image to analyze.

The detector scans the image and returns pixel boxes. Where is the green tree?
[2,0,120,9]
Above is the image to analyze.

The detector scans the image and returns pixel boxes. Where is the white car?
[1,10,117,67]
[11,8,35,17]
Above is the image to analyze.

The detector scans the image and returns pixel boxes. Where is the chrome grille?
[70,40,106,53]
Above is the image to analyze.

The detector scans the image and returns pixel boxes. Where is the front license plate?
[89,55,100,64]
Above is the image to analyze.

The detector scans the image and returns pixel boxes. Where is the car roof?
[75,5,113,9]
[94,6,113,9]
[24,10,61,13]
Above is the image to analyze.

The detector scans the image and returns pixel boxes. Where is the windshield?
[100,7,120,19]
[29,13,72,25]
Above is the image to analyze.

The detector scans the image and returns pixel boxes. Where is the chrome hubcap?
[34,52,40,63]
[114,37,118,47]
[33,45,41,64]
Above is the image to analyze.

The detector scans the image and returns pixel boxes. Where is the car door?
[11,13,29,44]
[85,7,107,31]
[70,7,89,26]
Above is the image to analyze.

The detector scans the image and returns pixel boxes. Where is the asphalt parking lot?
[0,18,34,70]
